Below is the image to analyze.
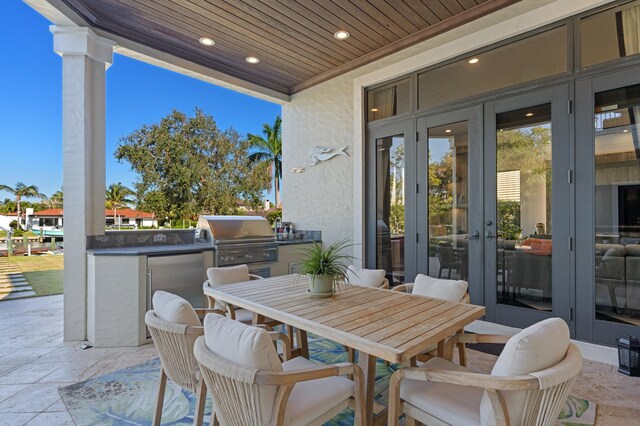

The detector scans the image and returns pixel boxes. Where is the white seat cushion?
[203,313,283,422]
[282,357,354,426]
[480,317,570,426]
[347,265,386,288]
[412,274,468,302]
[206,265,254,310]
[233,308,255,324]
[207,265,250,285]
[401,357,482,425]
[152,291,200,326]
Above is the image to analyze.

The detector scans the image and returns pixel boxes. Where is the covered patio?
[0,294,637,424]
[8,0,640,424]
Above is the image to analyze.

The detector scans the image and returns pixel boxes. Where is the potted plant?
[298,240,354,297]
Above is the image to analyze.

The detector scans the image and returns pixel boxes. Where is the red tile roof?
[34,208,155,219]
[33,208,63,216]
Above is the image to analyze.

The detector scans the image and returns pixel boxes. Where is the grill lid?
[196,215,275,245]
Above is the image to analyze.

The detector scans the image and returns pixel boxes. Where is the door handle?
[485,231,495,241]
[465,231,480,241]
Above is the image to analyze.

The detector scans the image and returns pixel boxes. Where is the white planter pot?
[308,274,334,296]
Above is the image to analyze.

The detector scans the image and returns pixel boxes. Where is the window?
[366,79,411,122]
[418,27,568,111]
[581,1,640,68]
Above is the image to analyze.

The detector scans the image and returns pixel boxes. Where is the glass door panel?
[366,120,415,287]
[427,121,469,281]
[576,68,640,345]
[496,104,553,310]
[376,134,406,285]
[485,85,571,329]
[593,84,640,327]
[418,106,483,304]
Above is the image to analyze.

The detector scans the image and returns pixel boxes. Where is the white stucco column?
[51,26,115,341]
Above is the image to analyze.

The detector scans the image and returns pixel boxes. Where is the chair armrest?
[389,367,531,426]
[392,283,413,293]
[268,331,292,361]
[249,274,264,280]
[185,325,205,336]
[256,362,363,385]
[265,362,367,426]
[395,367,539,391]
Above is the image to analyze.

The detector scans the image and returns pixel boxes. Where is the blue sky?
[0,1,281,203]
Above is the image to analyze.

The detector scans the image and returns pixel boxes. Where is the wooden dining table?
[203,274,485,425]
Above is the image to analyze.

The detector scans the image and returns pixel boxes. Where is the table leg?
[252,312,266,325]
[357,352,376,425]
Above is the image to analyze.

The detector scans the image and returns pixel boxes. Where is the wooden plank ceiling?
[60,0,520,95]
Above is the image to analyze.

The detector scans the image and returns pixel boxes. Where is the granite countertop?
[277,239,320,245]
[87,243,214,256]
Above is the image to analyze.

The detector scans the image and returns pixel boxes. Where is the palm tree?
[0,182,45,229]
[48,187,64,209]
[248,115,282,208]
[106,183,134,229]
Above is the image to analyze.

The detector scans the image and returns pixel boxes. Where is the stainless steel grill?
[196,215,278,267]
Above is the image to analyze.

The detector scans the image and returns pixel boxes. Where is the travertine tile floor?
[0,295,157,425]
[0,295,639,425]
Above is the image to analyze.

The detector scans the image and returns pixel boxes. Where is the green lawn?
[0,231,38,238]
[7,255,64,297]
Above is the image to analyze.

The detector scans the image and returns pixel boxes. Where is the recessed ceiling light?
[246,56,260,64]
[526,112,534,117]
[334,30,350,40]
[371,108,379,112]
[199,37,215,46]
[445,129,452,133]
[624,129,629,133]
[468,58,479,64]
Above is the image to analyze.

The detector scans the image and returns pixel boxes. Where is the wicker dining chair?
[203,265,265,323]
[194,313,366,426]
[346,265,390,289]
[145,291,227,426]
[204,265,310,359]
[393,275,470,366]
[388,318,583,426]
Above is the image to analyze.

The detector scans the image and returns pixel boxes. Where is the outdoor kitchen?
[85,216,320,347]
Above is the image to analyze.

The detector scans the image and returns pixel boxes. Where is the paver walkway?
[0,258,35,300]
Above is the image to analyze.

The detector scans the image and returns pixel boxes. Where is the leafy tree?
[0,199,17,215]
[497,126,551,176]
[248,115,282,208]
[116,109,270,221]
[428,152,454,232]
[387,144,406,235]
[266,209,282,225]
[497,201,522,240]
[106,183,135,228]
[0,182,45,229]
[497,125,552,235]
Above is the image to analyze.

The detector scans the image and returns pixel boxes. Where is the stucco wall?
[282,75,355,249]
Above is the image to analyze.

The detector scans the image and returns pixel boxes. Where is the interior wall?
[282,75,356,248]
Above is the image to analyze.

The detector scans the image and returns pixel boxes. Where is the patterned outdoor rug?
[59,334,596,425]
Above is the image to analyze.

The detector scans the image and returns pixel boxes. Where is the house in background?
[0,213,18,230]
[27,208,157,229]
